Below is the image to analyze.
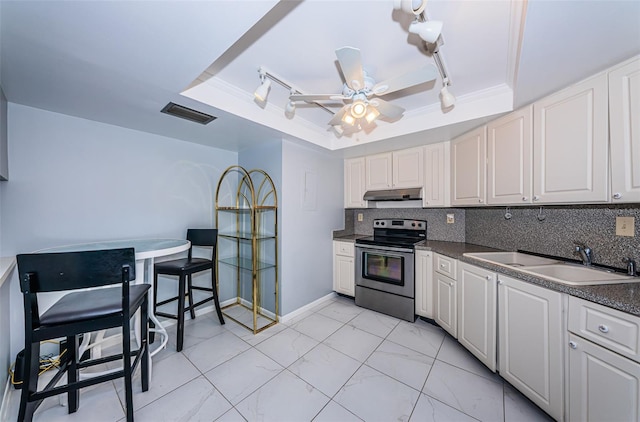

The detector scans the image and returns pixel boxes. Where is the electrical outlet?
[447,214,455,224]
[616,216,635,237]
[357,213,364,222]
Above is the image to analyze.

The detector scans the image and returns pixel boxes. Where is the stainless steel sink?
[519,264,636,285]
[464,251,639,286]
[463,252,560,267]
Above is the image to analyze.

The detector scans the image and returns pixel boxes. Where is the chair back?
[17,248,136,293]
[186,229,217,260]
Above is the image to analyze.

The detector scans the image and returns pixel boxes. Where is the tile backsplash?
[341,204,640,271]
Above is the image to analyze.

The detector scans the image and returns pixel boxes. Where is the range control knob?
[411,223,416,227]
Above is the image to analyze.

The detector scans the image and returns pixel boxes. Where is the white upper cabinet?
[533,72,609,204]
[392,146,424,189]
[365,147,424,191]
[609,56,640,203]
[344,157,367,208]
[451,126,487,206]
[365,152,393,190]
[423,142,450,207]
[487,106,533,205]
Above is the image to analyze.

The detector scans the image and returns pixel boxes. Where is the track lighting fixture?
[393,0,426,16]
[254,71,271,103]
[408,20,443,44]
[440,78,456,109]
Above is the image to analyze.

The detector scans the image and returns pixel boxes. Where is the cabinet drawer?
[434,253,457,279]
[334,241,354,257]
[568,296,640,363]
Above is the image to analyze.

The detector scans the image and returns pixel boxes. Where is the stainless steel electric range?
[354,219,426,321]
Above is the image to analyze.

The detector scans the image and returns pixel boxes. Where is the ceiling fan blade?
[371,99,405,119]
[328,105,349,126]
[289,94,345,102]
[335,46,364,91]
[372,64,438,96]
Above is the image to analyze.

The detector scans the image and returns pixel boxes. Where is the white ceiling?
[1,1,639,156]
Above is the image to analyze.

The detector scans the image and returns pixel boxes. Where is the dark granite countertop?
[333,234,640,317]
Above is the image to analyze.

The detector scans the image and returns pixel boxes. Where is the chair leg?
[153,270,159,316]
[187,274,196,320]
[123,314,134,422]
[177,274,187,352]
[141,295,149,392]
[67,335,80,413]
[211,268,225,325]
[18,341,41,422]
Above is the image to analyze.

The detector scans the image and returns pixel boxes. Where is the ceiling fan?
[289,46,438,132]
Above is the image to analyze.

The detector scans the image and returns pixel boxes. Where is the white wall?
[279,139,344,315]
[1,104,237,360]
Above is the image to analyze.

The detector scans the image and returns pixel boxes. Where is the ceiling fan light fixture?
[342,113,356,126]
[351,100,367,118]
[409,20,443,44]
[365,107,380,124]
[393,0,426,15]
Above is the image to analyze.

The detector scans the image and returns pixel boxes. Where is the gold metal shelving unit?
[215,165,278,334]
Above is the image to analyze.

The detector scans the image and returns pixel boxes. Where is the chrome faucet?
[623,258,637,276]
[574,243,593,266]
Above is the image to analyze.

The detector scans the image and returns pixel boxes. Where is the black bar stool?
[153,229,224,351]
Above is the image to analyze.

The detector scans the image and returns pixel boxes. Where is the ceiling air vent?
[161,102,217,125]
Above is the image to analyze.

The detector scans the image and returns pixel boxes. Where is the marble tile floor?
[4,295,554,421]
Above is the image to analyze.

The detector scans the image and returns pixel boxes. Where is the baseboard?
[279,292,336,324]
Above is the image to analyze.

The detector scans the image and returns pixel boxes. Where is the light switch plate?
[447,214,455,224]
[357,213,363,222]
[616,216,635,237]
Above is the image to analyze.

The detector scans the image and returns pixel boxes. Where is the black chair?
[153,229,224,351]
[16,247,149,422]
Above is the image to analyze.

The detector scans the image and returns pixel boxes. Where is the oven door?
[355,244,415,298]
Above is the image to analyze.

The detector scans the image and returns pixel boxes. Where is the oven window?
[362,251,404,285]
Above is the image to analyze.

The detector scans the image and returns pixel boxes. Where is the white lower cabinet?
[433,253,457,338]
[498,274,564,421]
[458,262,497,371]
[333,241,355,297]
[415,250,433,318]
[567,296,640,421]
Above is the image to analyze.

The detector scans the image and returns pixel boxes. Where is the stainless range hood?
[363,187,422,201]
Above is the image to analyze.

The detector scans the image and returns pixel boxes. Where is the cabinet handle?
[613,193,622,200]
[448,282,453,287]
[478,199,483,203]
[533,195,540,201]
[498,279,504,285]
[569,341,577,349]
[598,324,609,333]
[522,196,528,201]
[486,275,492,281]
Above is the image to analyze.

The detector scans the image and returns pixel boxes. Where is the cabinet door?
[609,56,640,203]
[393,146,424,188]
[415,250,433,318]
[423,142,450,207]
[487,106,533,205]
[451,126,487,206]
[344,157,367,208]
[568,333,640,422]
[533,72,609,203]
[333,254,355,297]
[434,272,457,338]
[457,262,497,371]
[498,275,564,421]
[365,152,392,191]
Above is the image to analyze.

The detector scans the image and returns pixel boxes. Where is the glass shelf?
[218,257,276,271]
[218,232,276,241]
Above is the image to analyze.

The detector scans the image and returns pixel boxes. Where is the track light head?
[393,0,426,16]
[409,20,443,44]
[254,77,271,103]
[440,79,456,110]
[285,100,296,119]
